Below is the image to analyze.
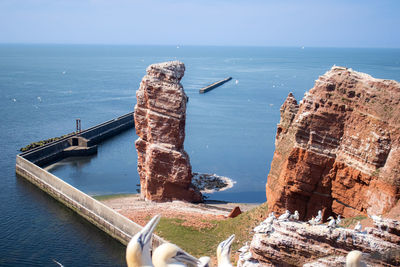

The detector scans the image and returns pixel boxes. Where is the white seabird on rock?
[314,210,322,224]
[290,210,299,221]
[354,221,362,233]
[327,216,336,229]
[254,223,273,234]
[263,212,276,225]
[369,214,384,231]
[336,215,342,226]
[278,210,291,221]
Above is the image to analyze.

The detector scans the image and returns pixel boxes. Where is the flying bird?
[126,215,161,267]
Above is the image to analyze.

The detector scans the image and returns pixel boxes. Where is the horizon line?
[0,42,399,50]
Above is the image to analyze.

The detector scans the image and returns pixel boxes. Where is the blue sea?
[1,45,399,266]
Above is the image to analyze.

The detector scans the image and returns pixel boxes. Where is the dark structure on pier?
[20,112,134,166]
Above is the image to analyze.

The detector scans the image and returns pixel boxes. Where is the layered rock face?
[266,66,400,220]
[238,217,400,266]
[134,61,202,202]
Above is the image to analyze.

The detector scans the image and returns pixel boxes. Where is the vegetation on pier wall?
[20,133,75,152]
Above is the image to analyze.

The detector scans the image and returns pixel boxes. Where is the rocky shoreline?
[192,172,235,194]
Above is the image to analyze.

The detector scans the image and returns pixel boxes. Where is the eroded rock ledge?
[134,61,202,202]
[266,66,400,220]
[238,217,400,266]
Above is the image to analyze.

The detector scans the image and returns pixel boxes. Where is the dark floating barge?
[199,77,232,94]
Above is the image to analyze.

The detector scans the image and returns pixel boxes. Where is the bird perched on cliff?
[254,222,273,234]
[308,210,322,225]
[263,212,276,225]
[354,221,362,232]
[314,210,322,224]
[307,217,316,225]
[327,216,336,230]
[152,243,199,267]
[278,210,291,221]
[369,214,385,231]
[290,210,299,221]
[217,234,235,267]
[336,215,342,226]
[345,250,364,267]
[126,214,161,267]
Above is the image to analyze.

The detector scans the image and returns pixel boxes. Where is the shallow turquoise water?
[1,45,399,265]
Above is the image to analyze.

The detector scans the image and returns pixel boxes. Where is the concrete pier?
[199,77,232,94]
[21,112,134,166]
[16,112,166,248]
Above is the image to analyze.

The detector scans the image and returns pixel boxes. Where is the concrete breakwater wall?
[16,155,165,247]
[21,112,134,166]
[16,112,166,248]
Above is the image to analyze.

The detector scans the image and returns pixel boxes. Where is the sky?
[0,0,399,48]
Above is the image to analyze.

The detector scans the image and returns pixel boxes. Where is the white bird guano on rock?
[217,234,235,267]
[126,215,161,267]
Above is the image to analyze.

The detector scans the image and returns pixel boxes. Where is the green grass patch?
[20,132,75,152]
[154,202,269,259]
[340,215,367,228]
[92,193,137,201]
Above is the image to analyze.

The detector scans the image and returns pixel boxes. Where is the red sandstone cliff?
[134,61,202,202]
[266,66,400,220]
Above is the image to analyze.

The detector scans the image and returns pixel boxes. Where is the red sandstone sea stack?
[134,61,202,202]
[266,66,400,220]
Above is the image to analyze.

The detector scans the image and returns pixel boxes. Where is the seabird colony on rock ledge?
[127,211,392,266]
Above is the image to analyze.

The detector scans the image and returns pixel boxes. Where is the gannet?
[152,243,199,267]
[290,210,299,221]
[217,234,235,267]
[198,256,210,267]
[263,212,276,225]
[278,210,291,221]
[354,221,362,232]
[307,217,316,225]
[345,250,363,267]
[336,215,342,226]
[254,223,273,234]
[369,214,384,231]
[126,214,161,267]
[314,210,322,224]
[327,216,336,229]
